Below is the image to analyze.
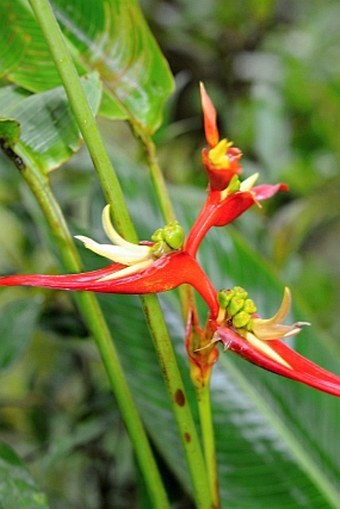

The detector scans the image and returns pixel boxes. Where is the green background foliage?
[0,0,339,507]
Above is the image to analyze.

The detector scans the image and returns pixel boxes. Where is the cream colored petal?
[252,287,292,339]
[252,322,302,341]
[98,259,154,281]
[102,205,147,253]
[75,235,150,264]
[245,332,292,369]
[240,172,259,192]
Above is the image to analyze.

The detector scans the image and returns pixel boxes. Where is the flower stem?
[18,153,169,509]
[28,1,213,506]
[142,136,177,223]
[197,383,220,509]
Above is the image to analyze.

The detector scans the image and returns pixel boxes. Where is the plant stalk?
[197,383,220,509]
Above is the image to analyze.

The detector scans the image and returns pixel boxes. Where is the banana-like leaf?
[0,0,174,133]
[83,158,340,508]
[0,73,102,173]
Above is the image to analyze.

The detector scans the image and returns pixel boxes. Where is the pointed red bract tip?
[200,82,219,148]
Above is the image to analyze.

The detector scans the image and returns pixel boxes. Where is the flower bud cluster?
[151,221,185,258]
[217,286,257,330]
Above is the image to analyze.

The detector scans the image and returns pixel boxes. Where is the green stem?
[142,137,176,223]
[19,155,169,509]
[141,295,213,508]
[197,384,220,509]
[141,126,220,506]
[28,1,213,506]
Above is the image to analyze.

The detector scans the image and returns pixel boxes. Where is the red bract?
[214,325,340,397]
[0,251,220,318]
[185,305,219,388]
[185,183,287,257]
[200,82,242,190]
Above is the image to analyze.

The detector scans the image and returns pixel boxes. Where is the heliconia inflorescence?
[1,84,340,397]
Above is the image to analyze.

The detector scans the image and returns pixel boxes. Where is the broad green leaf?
[0,442,49,508]
[0,0,174,133]
[0,299,40,371]
[0,73,102,173]
[79,157,340,508]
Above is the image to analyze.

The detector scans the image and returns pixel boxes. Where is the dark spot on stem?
[174,388,185,406]
[184,432,191,443]
[0,140,26,171]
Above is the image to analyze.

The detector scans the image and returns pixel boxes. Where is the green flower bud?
[151,228,165,243]
[226,174,241,194]
[233,286,248,300]
[232,311,251,329]
[229,296,245,317]
[163,221,185,250]
[243,298,257,314]
[218,289,234,309]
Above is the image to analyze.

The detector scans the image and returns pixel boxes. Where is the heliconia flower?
[0,205,220,317]
[214,325,340,397]
[185,173,288,257]
[200,82,242,190]
[210,286,340,397]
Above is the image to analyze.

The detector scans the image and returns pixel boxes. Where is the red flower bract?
[215,325,340,397]
[185,183,287,257]
[0,251,220,318]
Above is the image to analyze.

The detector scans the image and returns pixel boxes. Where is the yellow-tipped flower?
[75,206,185,282]
[216,286,309,369]
[251,287,309,341]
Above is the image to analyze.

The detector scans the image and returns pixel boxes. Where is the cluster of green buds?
[217,286,257,330]
[150,221,185,258]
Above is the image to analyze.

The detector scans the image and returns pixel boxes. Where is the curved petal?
[215,326,340,397]
[75,235,150,264]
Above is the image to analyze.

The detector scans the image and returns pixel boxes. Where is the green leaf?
[0,73,102,173]
[82,158,340,508]
[0,299,40,371]
[0,0,174,133]
[0,442,49,508]
[0,119,21,146]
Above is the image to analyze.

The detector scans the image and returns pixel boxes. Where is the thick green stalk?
[19,154,169,509]
[142,137,177,223]
[28,1,213,506]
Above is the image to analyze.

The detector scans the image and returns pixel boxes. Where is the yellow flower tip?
[208,138,233,169]
[240,172,259,192]
[251,287,309,341]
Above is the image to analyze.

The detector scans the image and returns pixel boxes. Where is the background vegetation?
[0,0,339,507]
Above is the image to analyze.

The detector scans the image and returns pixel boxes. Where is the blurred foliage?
[0,0,340,507]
